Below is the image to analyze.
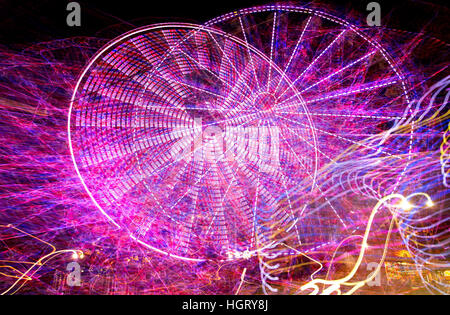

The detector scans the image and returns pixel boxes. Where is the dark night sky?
[0,0,448,45]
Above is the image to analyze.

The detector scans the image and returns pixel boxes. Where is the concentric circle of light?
[205,5,414,248]
[69,23,318,261]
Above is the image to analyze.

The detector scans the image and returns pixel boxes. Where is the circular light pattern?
[69,23,318,261]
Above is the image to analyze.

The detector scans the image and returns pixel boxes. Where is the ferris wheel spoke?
[238,15,262,91]
[276,29,348,98]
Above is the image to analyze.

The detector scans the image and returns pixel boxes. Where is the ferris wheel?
[69,5,413,261]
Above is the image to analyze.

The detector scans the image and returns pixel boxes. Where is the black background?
[0,0,449,46]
